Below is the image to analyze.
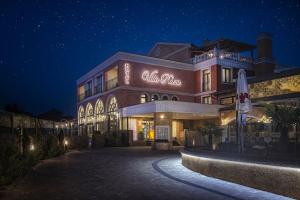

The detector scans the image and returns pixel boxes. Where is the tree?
[265,103,300,151]
[198,121,223,150]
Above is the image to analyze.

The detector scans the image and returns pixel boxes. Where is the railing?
[95,84,103,94]
[85,89,92,98]
[78,94,85,102]
[106,77,118,91]
[192,48,253,64]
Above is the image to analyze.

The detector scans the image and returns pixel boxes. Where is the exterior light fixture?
[64,140,69,146]
[160,114,165,119]
[29,144,35,151]
[55,125,59,128]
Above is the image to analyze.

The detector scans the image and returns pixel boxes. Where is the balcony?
[106,77,118,91]
[78,94,85,102]
[85,89,92,98]
[192,48,253,65]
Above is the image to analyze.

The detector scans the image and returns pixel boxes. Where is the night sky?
[1,0,300,116]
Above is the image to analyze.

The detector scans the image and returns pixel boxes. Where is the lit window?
[161,95,169,101]
[107,96,118,131]
[222,68,232,83]
[202,96,211,104]
[140,94,148,103]
[78,106,85,124]
[85,103,94,124]
[220,96,235,105]
[202,70,211,92]
[171,96,178,101]
[151,94,159,101]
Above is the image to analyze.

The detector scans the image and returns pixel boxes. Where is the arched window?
[107,96,118,131]
[78,105,85,125]
[86,103,94,124]
[171,96,179,101]
[140,93,149,103]
[95,99,105,132]
[151,94,159,101]
[161,95,169,101]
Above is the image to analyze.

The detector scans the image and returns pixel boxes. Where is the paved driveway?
[1,147,291,200]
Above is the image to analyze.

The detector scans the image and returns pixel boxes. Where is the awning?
[120,101,223,119]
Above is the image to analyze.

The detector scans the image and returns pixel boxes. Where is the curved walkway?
[153,157,291,200]
[0,147,292,200]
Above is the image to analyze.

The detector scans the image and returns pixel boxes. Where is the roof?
[77,52,194,84]
[198,38,256,52]
[248,67,300,84]
[147,42,192,56]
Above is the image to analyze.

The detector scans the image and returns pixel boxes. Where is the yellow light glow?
[64,140,69,146]
[29,144,35,151]
[160,114,165,119]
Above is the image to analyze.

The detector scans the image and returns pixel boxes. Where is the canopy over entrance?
[120,101,223,119]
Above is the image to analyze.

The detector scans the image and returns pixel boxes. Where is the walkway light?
[29,144,35,151]
[64,140,69,146]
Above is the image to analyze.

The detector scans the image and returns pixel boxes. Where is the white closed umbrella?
[236,69,252,153]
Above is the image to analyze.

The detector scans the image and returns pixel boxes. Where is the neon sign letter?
[141,70,182,86]
[124,63,130,85]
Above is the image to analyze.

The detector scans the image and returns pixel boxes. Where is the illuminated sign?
[124,63,130,85]
[141,70,182,86]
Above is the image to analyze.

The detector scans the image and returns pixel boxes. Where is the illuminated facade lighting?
[141,70,182,86]
[124,63,130,85]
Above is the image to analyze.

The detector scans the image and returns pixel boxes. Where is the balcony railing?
[78,94,85,102]
[106,77,118,91]
[192,48,253,64]
[95,84,103,94]
[85,89,92,98]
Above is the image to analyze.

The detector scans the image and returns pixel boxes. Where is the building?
[76,33,300,148]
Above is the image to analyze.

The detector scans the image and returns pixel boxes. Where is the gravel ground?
[0,147,292,200]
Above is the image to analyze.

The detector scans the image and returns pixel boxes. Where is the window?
[78,86,85,101]
[151,94,159,101]
[202,96,211,104]
[161,95,169,101]
[171,96,178,101]
[95,75,103,94]
[95,99,105,132]
[85,103,94,124]
[106,66,118,90]
[155,126,169,140]
[78,106,85,124]
[107,96,118,131]
[222,67,232,83]
[220,96,235,105]
[140,93,148,103]
[202,70,211,92]
[85,81,93,97]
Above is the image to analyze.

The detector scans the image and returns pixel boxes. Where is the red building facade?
[77,33,292,148]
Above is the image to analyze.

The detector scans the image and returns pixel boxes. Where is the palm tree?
[265,103,300,152]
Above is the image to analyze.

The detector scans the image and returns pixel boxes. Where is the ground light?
[29,144,35,151]
[64,139,69,146]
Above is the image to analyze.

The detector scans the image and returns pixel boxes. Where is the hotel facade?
[77,33,300,148]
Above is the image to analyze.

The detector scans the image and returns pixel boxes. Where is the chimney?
[254,32,275,76]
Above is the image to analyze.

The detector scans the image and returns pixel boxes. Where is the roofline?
[147,42,192,56]
[76,52,194,84]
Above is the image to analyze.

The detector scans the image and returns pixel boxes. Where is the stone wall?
[181,150,300,199]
